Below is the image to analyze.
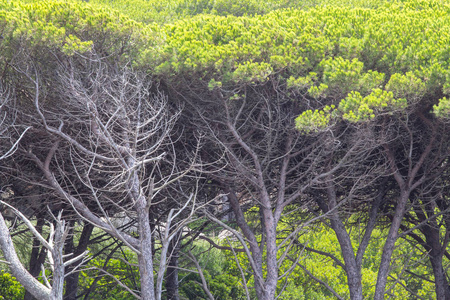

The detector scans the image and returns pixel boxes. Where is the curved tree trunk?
[317,183,363,300]
[0,213,51,300]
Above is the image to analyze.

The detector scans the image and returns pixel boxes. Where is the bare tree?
[0,51,199,300]
[0,194,88,300]
[0,83,30,160]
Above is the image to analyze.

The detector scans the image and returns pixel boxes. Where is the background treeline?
[1,0,450,299]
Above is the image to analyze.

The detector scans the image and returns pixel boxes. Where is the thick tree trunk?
[136,196,156,300]
[165,232,181,300]
[329,219,363,300]
[64,223,93,300]
[319,183,363,300]
[430,254,450,300]
[51,222,65,300]
[374,191,409,300]
[262,205,278,300]
[422,219,450,300]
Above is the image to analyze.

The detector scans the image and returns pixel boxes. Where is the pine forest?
[1,0,450,299]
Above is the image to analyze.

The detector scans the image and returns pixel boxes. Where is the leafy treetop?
[3,0,450,124]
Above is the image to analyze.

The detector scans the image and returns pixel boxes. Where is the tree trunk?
[262,205,278,300]
[331,219,363,300]
[374,191,409,300]
[136,196,156,300]
[64,223,93,300]
[165,232,181,300]
[422,218,450,300]
[24,218,46,300]
[319,183,363,300]
[51,222,65,300]
[226,188,264,299]
[0,213,51,299]
[429,253,450,300]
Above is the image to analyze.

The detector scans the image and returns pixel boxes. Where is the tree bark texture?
[0,213,51,299]
[318,183,363,300]
[374,191,409,300]
[422,218,450,300]
[136,196,156,300]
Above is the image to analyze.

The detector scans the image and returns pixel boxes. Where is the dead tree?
[0,198,88,300]
[1,52,198,300]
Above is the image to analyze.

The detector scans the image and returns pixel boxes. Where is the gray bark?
[0,213,51,300]
[165,231,181,300]
[374,191,410,300]
[226,188,264,299]
[316,182,363,300]
[136,195,156,300]
[421,212,450,300]
[50,220,66,300]
[374,121,437,300]
[430,253,450,300]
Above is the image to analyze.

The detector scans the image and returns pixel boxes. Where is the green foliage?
[89,0,288,24]
[131,0,450,125]
[295,106,335,132]
[295,87,406,129]
[319,57,365,97]
[0,270,25,300]
[308,222,435,298]
[0,0,154,60]
[339,88,406,122]
[180,241,247,299]
[1,0,449,298]
[149,0,450,80]
[79,246,140,299]
[385,72,426,102]
[220,207,436,299]
[7,0,450,97]
[231,61,273,83]
[433,97,450,118]
[88,0,390,25]
[181,270,248,300]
